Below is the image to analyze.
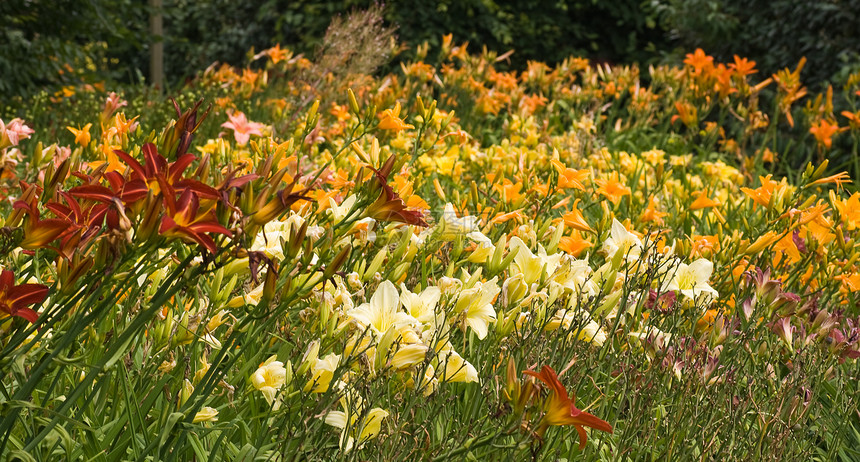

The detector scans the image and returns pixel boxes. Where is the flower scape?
[1,37,860,461]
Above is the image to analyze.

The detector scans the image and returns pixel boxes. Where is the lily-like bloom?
[561,199,595,234]
[509,236,562,286]
[67,123,92,147]
[221,111,266,145]
[399,284,441,325]
[391,343,429,369]
[552,256,598,297]
[366,155,428,227]
[601,218,642,260]
[664,259,718,303]
[325,392,389,452]
[465,231,495,263]
[305,353,341,393]
[250,356,288,407]
[192,406,219,423]
[115,143,219,206]
[438,347,479,383]
[550,159,588,191]
[348,280,417,340]
[545,309,607,347]
[328,195,357,223]
[0,270,48,323]
[453,277,500,340]
[13,195,77,250]
[438,203,479,240]
[376,102,414,132]
[523,365,613,447]
[159,188,233,254]
[0,118,34,150]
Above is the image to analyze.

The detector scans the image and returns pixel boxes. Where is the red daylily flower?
[115,143,219,204]
[366,155,428,227]
[0,270,48,323]
[523,365,613,448]
[13,194,76,250]
[159,187,232,253]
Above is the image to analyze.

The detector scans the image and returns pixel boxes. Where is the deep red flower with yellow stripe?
[159,186,232,254]
[524,365,613,448]
[0,270,48,323]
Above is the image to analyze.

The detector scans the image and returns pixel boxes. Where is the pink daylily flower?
[0,118,35,150]
[221,111,265,145]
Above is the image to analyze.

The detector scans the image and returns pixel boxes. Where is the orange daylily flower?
[551,159,588,191]
[740,175,781,208]
[0,270,48,324]
[690,191,720,210]
[558,231,592,257]
[729,55,757,78]
[561,199,594,233]
[265,44,290,64]
[745,231,779,255]
[773,233,802,265]
[809,120,842,149]
[490,209,524,224]
[640,197,667,225]
[689,234,719,259]
[683,48,714,74]
[833,192,860,230]
[841,110,860,129]
[492,179,524,204]
[594,174,631,205]
[772,58,807,128]
[67,123,92,147]
[672,101,698,127]
[802,220,835,246]
[88,143,127,174]
[523,365,613,447]
[377,102,414,132]
[811,171,851,191]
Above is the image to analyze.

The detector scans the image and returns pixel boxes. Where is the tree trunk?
[149,0,164,90]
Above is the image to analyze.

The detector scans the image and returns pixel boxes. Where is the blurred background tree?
[1,0,859,103]
[653,0,860,88]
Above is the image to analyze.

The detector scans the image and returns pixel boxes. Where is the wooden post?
[149,0,164,90]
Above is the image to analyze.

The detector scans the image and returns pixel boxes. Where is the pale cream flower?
[438,203,479,240]
[509,236,562,285]
[324,391,389,452]
[453,277,500,340]
[551,255,598,297]
[192,406,219,423]
[305,353,341,393]
[664,259,718,303]
[348,281,418,340]
[391,343,429,369]
[466,231,495,263]
[328,195,358,222]
[399,284,441,325]
[437,348,479,383]
[251,356,287,406]
[601,218,643,260]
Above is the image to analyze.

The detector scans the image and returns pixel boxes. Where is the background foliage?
[4,0,860,101]
[654,0,860,89]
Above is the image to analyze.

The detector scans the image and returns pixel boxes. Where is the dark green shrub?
[654,0,860,89]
